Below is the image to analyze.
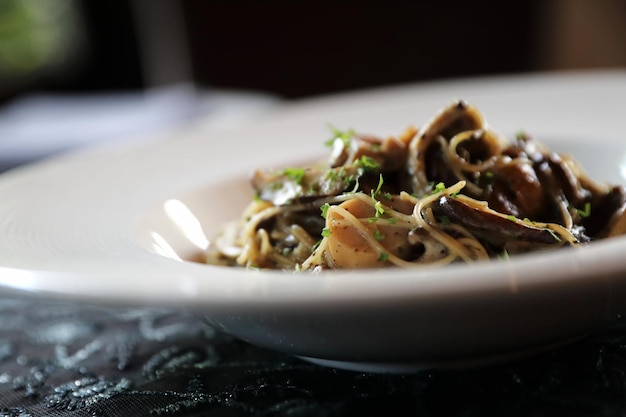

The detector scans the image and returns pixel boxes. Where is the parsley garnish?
[438,216,451,225]
[311,240,322,252]
[321,227,331,237]
[373,229,385,241]
[546,228,561,242]
[355,155,380,171]
[324,169,338,182]
[369,174,388,217]
[377,252,389,262]
[325,125,354,147]
[283,167,306,184]
[348,175,360,193]
[432,182,446,194]
[374,200,385,218]
[270,181,284,191]
[373,174,384,195]
[576,202,592,218]
[320,203,330,219]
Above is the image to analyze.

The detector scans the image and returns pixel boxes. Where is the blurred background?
[0,0,624,170]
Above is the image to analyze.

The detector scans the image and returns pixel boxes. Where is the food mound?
[206,101,626,270]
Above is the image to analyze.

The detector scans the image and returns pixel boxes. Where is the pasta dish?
[206,101,626,270]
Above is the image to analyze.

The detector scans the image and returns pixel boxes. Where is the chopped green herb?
[320,203,330,219]
[438,215,451,225]
[325,125,354,147]
[283,167,306,184]
[324,169,338,182]
[480,171,495,187]
[373,174,384,195]
[348,175,360,193]
[356,155,380,171]
[374,201,385,218]
[270,181,284,191]
[507,215,518,222]
[387,217,397,225]
[307,182,320,194]
[576,202,592,218]
[321,227,332,237]
[373,229,385,241]
[546,228,561,242]
[377,252,389,262]
[432,182,446,194]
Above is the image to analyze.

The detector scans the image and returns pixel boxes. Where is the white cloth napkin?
[0,84,281,170]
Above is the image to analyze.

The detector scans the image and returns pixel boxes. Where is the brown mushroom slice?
[587,186,626,238]
[417,100,485,143]
[408,100,486,194]
[487,161,546,219]
[253,130,413,206]
[602,207,626,238]
[431,196,566,249]
[545,153,591,205]
[329,132,411,173]
[252,164,363,205]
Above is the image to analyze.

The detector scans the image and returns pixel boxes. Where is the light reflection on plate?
[0,70,625,372]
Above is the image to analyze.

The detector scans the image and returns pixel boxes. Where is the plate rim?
[0,69,625,308]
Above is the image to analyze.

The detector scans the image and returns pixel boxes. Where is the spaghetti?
[207,101,626,270]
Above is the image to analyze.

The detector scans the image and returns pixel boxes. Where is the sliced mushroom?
[487,161,545,219]
[431,196,567,250]
[408,100,487,194]
[585,186,626,238]
[329,132,410,173]
[252,164,364,205]
[601,208,626,238]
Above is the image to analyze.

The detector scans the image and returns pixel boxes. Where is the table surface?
[0,296,624,417]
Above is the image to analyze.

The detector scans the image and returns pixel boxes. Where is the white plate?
[1,70,626,372]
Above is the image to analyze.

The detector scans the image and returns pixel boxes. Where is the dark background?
[180,2,538,98]
[1,0,625,102]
